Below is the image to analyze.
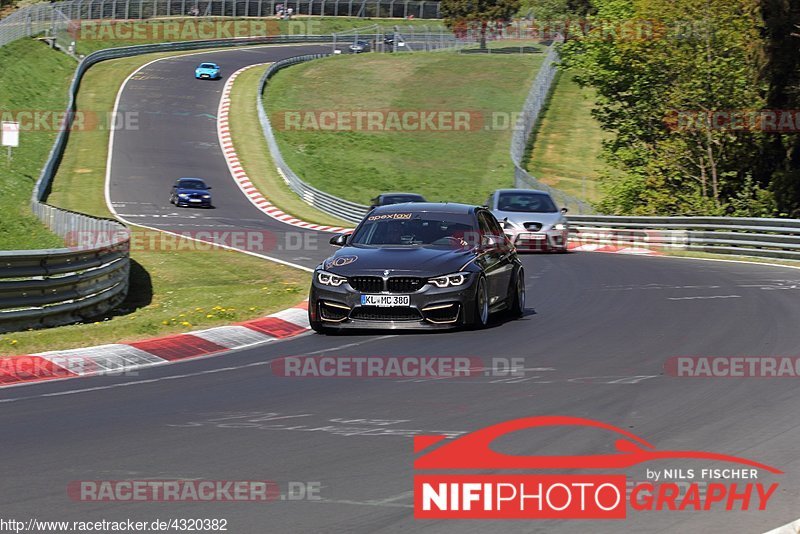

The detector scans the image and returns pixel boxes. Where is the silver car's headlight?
[317,270,346,287]
[554,223,567,230]
[428,272,469,288]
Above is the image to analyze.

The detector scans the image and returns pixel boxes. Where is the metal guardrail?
[568,215,800,261]
[511,39,594,215]
[258,54,371,224]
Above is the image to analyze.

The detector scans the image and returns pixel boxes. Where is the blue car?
[170,178,213,208]
[195,62,221,80]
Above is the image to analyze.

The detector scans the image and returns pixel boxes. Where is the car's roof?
[198,63,218,67]
[369,202,476,215]
[493,188,551,196]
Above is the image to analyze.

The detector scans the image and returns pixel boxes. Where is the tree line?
[441,0,800,216]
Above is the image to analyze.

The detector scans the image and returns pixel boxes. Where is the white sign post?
[1,122,19,165]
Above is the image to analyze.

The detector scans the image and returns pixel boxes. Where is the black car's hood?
[322,245,475,277]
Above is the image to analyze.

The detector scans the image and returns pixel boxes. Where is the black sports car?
[308,203,525,332]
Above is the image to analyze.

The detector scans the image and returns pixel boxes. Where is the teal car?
[195,62,221,80]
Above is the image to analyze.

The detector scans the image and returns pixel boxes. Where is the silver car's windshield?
[497,192,557,213]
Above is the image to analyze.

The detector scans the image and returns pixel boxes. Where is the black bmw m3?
[308,203,526,332]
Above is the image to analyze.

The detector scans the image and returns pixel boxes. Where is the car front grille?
[387,277,424,293]
[350,307,422,321]
[523,222,543,231]
[348,276,383,292]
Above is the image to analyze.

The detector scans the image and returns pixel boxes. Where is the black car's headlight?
[202,194,211,199]
[428,272,469,288]
[178,193,189,198]
[317,270,347,287]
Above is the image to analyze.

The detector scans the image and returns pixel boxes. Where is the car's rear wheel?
[467,276,490,330]
[507,267,525,318]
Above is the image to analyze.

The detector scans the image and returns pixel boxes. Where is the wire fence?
[510,38,594,214]
[0,0,442,48]
[331,23,473,53]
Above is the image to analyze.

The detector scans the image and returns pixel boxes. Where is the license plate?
[361,295,410,307]
[189,198,202,202]
[521,233,545,240]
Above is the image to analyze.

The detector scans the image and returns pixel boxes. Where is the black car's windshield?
[351,213,475,247]
[497,192,557,213]
[178,181,206,190]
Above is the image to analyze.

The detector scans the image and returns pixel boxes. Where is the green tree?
[519,0,569,20]
[758,0,800,216]
[562,0,769,215]
[440,0,521,49]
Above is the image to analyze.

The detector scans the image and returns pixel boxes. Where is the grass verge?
[0,39,75,250]
[265,50,544,206]
[526,70,610,204]
[227,65,351,227]
[0,47,311,357]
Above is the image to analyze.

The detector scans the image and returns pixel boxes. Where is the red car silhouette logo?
[414,415,782,473]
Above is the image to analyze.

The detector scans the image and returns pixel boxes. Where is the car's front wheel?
[467,275,490,330]
[308,304,333,334]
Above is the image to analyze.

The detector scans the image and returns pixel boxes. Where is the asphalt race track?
[3,46,800,533]
[107,44,334,269]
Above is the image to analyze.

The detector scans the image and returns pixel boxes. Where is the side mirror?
[329,234,348,247]
[561,207,569,214]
